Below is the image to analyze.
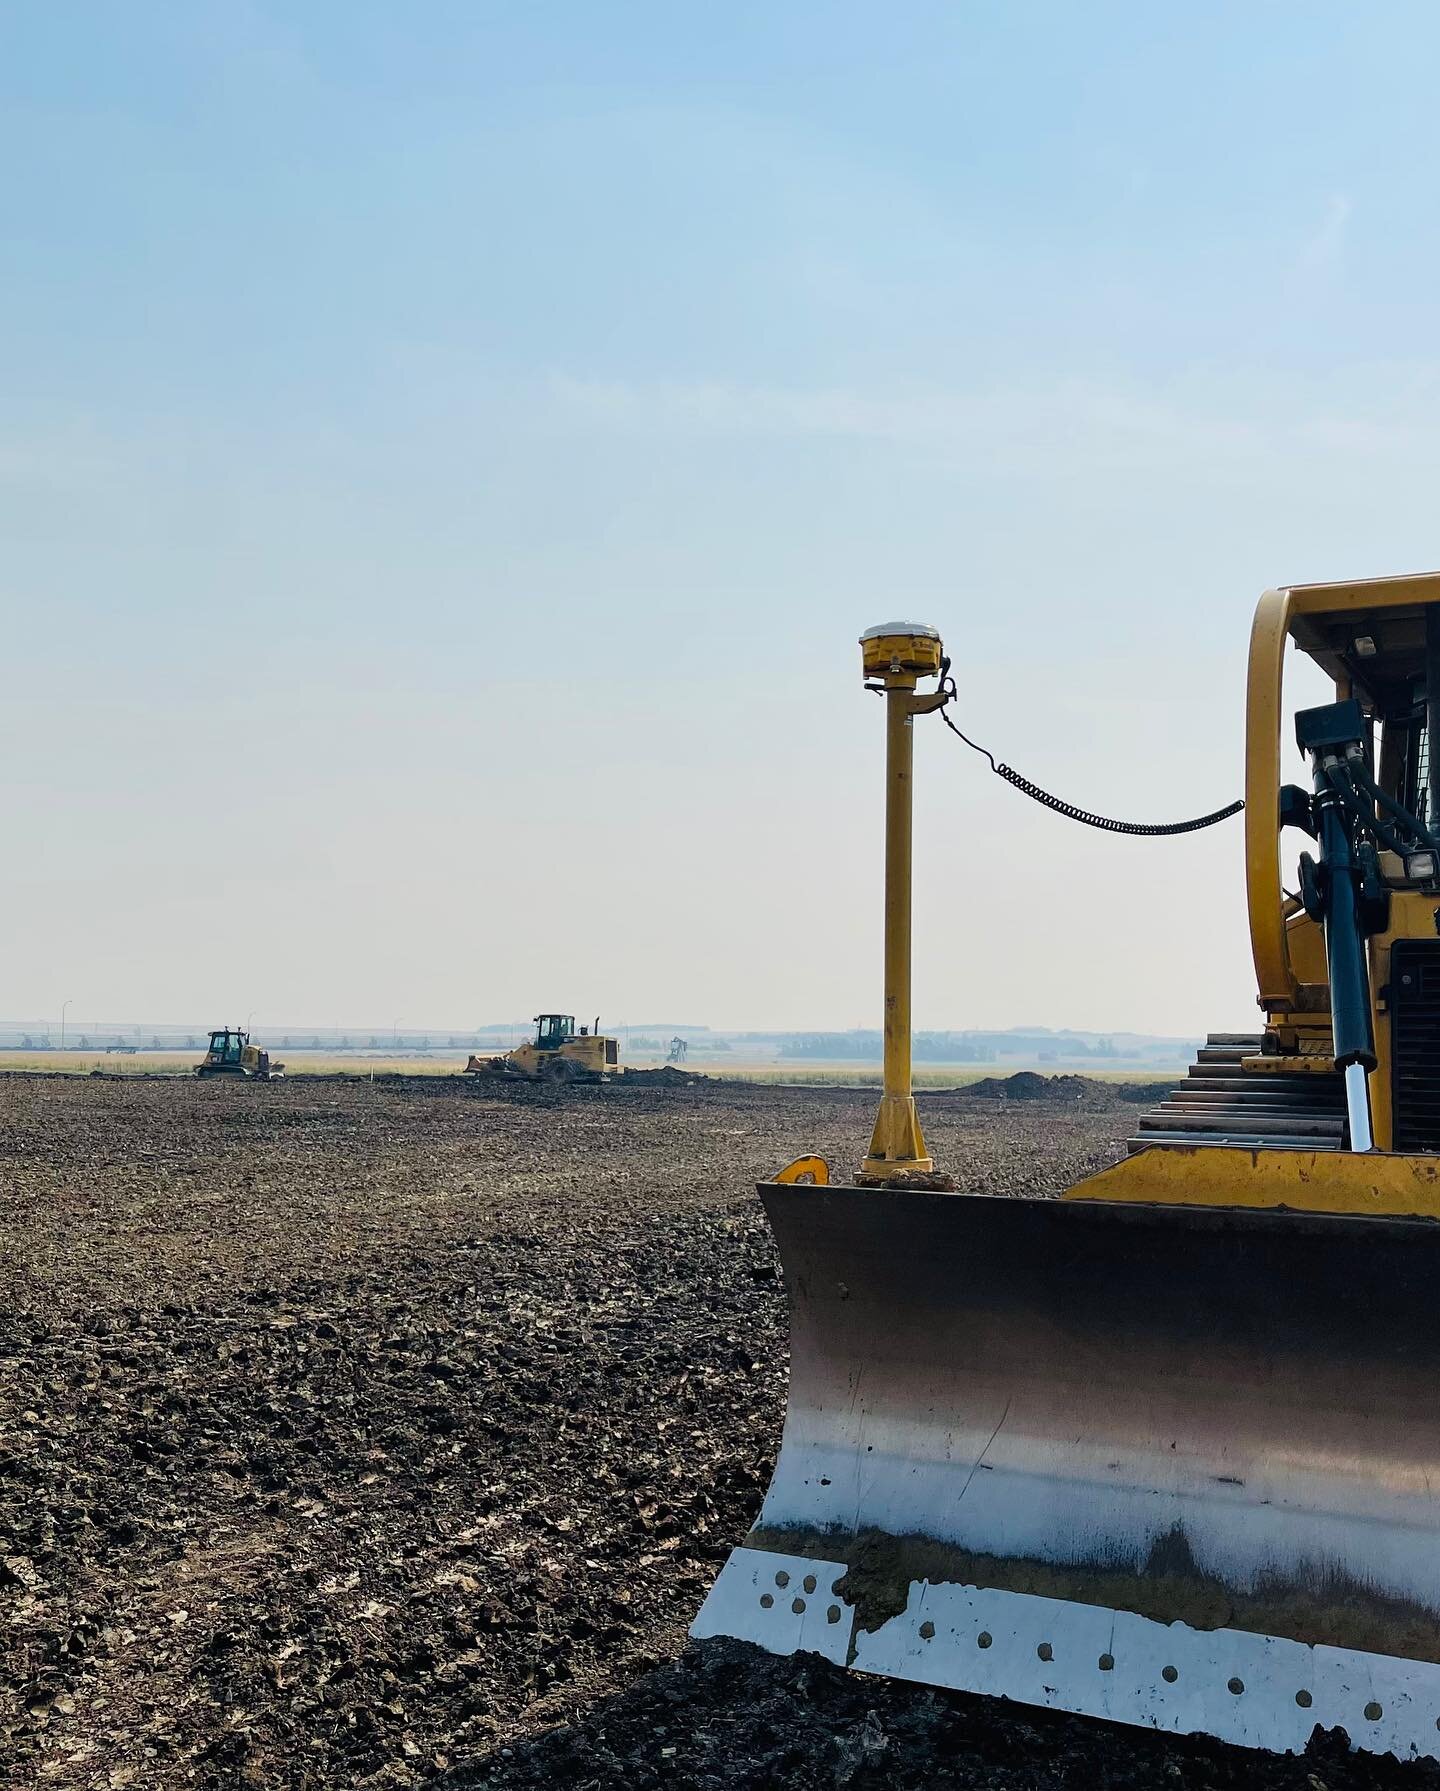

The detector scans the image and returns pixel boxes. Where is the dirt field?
[5,1075,1431,1789]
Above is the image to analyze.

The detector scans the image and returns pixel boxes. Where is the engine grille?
[1390,940,1440,1152]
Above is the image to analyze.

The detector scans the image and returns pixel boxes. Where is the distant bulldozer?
[465,1014,617,1084]
[195,1027,284,1081]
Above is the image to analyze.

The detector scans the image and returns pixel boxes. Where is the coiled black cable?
[936,673,1244,837]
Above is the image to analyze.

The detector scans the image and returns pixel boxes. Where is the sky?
[3,1,1438,1036]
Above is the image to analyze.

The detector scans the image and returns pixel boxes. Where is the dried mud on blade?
[693,1184,1440,1759]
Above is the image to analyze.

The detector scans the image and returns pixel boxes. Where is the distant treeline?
[780,1031,1127,1062]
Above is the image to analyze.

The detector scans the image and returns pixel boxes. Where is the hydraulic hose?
[1326,762,1410,859]
[1349,758,1440,856]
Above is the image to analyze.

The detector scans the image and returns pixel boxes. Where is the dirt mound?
[1116,1078,1180,1103]
[449,1636,1440,1790]
[962,1071,1117,1105]
[619,1065,707,1086]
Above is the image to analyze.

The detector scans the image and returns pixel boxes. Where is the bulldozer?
[465,1013,618,1083]
[694,577,1440,1762]
[195,1027,284,1080]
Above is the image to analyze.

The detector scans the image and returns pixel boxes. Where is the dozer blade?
[693,1183,1440,1759]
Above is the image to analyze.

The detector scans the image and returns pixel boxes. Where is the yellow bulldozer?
[195,1027,284,1081]
[695,575,1440,1763]
[465,1013,618,1083]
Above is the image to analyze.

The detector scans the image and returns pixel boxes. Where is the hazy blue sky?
[4,2,1437,1035]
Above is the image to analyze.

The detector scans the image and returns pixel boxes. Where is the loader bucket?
[693,1183,1440,1759]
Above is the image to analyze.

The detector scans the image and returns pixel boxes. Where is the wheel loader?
[465,1013,618,1083]
[694,574,1440,1763]
[195,1027,284,1080]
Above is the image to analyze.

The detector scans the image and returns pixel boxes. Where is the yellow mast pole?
[859,623,947,1182]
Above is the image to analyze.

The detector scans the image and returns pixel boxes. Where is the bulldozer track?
[1127,1035,1348,1153]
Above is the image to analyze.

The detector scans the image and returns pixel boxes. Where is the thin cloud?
[544,367,1440,477]
[1302,192,1353,268]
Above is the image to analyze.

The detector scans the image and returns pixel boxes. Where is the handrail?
[1245,588,1298,1007]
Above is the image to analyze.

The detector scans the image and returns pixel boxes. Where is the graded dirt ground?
[4,1075,1428,1789]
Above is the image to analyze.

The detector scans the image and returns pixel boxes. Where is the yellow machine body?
[195,1028,282,1081]
[695,583,1440,1764]
[465,1013,618,1082]
[1066,1139,1440,1214]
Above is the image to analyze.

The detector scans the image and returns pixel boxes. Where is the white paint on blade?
[695,1548,1440,1763]
[690,1548,854,1666]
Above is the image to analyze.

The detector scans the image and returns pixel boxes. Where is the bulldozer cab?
[205,1028,246,1066]
[532,1014,575,1051]
[1279,585,1439,821]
